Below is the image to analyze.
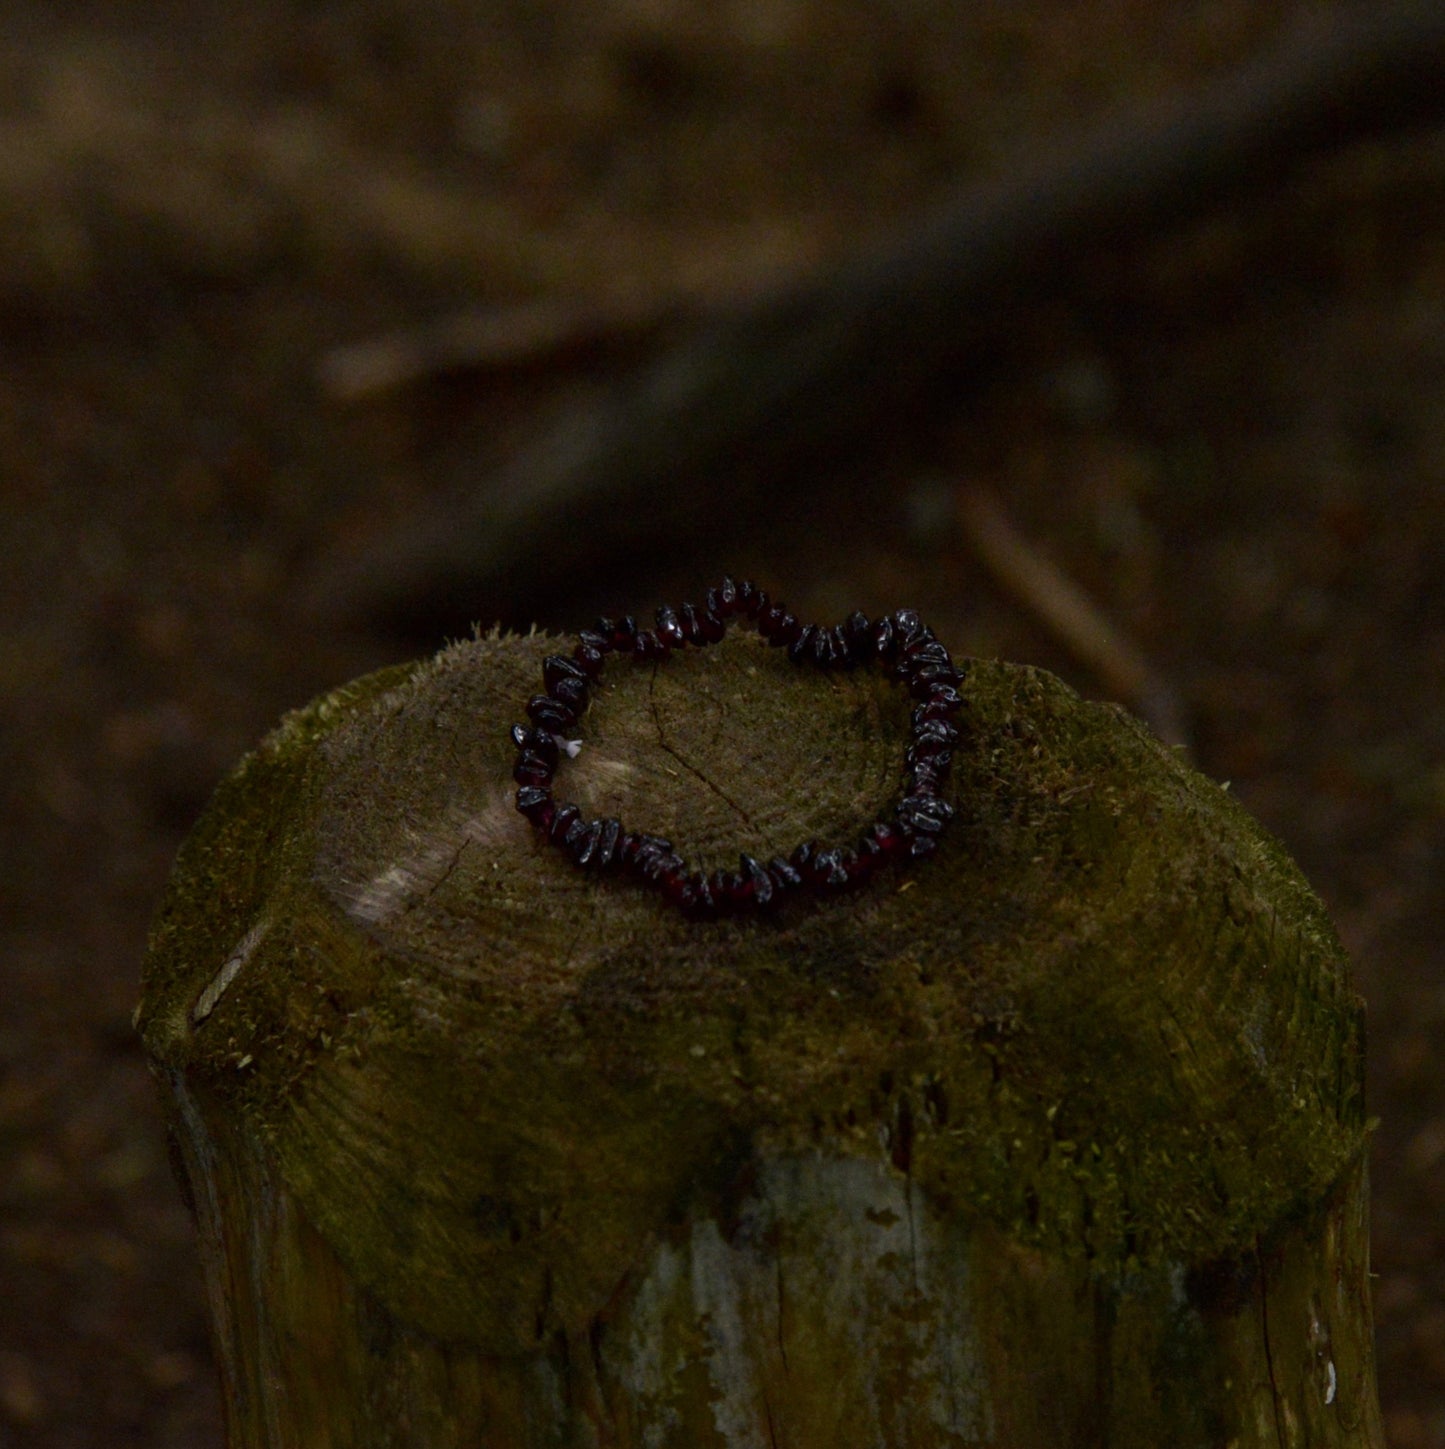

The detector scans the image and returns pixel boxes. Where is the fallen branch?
[306,2,1445,628]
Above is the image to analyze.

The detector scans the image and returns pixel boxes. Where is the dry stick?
[318,294,692,404]
[308,2,1445,627]
[955,483,1190,749]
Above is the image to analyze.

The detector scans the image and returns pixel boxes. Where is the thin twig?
[318,295,693,403]
[955,484,1190,749]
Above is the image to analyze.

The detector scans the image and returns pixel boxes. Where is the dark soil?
[2,1,1441,1444]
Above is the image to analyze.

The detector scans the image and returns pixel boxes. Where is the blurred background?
[2,0,1443,1443]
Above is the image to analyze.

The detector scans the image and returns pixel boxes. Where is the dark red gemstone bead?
[808,847,849,891]
[736,580,763,616]
[709,869,740,913]
[642,848,686,884]
[842,611,873,659]
[914,719,960,751]
[655,606,685,649]
[661,869,691,906]
[865,821,909,856]
[906,748,953,779]
[740,853,772,908]
[543,654,588,691]
[513,754,553,786]
[913,699,961,727]
[511,723,529,749]
[716,577,740,614]
[790,840,817,872]
[697,609,726,644]
[573,642,607,677]
[578,628,613,655]
[570,819,603,865]
[908,664,961,698]
[892,653,935,684]
[768,856,803,892]
[813,627,847,668]
[678,603,706,645]
[766,611,801,647]
[907,742,951,770]
[610,615,639,651]
[897,795,954,835]
[839,847,873,884]
[514,785,553,824]
[901,639,951,671]
[572,819,608,868]
[595,817,623,869]
[681,873,719,920]
[622,833,670,872]
[518,728,560,764]
[922,683,964,713]
[547,804,582,844]
[756,602,786,638]
[550,674,589,711]
[797,850,827,888]
[908,833,939,860]
[891,609,926,648]
[527,694,576,730]
[787,624,818,663]
[871,615,897,659]
[633,630,666,662]
[897,658,953,689]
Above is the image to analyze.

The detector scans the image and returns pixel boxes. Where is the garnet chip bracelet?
[511,577,965,919]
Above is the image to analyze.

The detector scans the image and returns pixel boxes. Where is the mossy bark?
[138,630,1381,1446]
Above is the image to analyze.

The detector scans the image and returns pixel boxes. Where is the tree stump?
[137,628,1380,1447]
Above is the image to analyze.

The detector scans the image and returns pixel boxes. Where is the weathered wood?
[138,630,1380,1446]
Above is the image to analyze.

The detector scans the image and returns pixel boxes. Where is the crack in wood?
[646,666,755,829]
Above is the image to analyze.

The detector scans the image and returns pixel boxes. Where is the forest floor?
[2,1,1442,1443]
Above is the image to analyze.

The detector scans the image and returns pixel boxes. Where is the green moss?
[139,658,425,1066]
[139,634,1365,1350]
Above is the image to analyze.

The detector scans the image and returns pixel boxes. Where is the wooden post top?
[138,628,1366,1354]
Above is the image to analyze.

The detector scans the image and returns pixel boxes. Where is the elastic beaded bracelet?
[511,577,966,920]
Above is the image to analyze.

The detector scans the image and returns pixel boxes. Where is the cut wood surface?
[138,631,1379,1446]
